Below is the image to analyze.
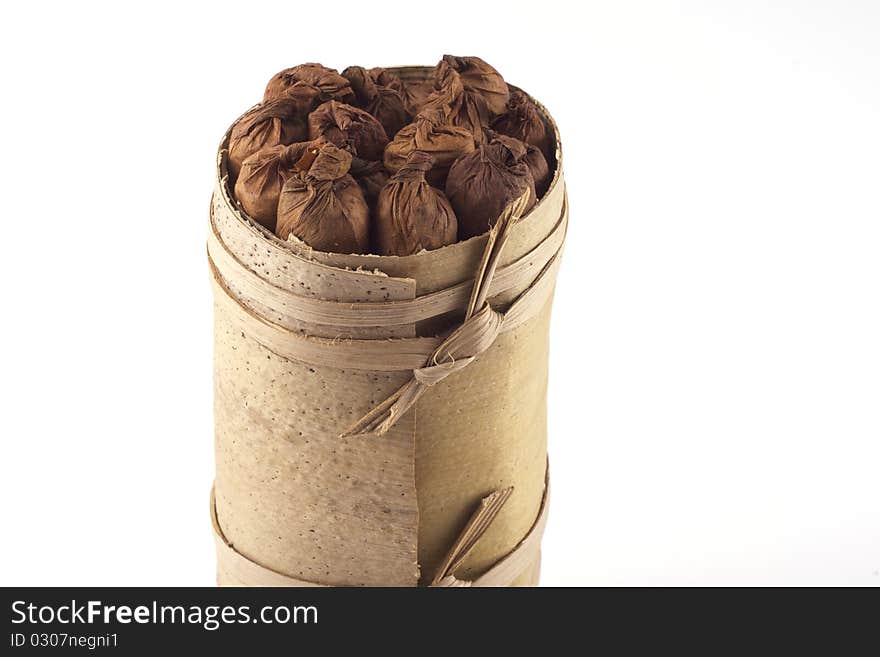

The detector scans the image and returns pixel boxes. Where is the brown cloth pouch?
[308,100,389,161]
[384,108,475,188]
[342,66,411,138]
[420,60,491,143]
[209,67,566,587]
[233,140,316,232]
[227,95,315,181]
[276,143,370,254]
[446,133,537,240]
[348,156,389,209]
[264,63,354,104]
[435,55,509,117]
[373,151,457,256]
[492,89,554,163]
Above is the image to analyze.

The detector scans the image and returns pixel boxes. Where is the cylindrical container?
[209,66,566,586]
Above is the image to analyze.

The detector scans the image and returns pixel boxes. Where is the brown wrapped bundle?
[492,89,553,162]
[402,78,435,115]
[276,143,370,254]
[233,141,316,231]
[373,151,457,256]
[264,63,354,104]
[446,133,537,239]
[485,129,551,198]
[308,100,389,161]
[522,139,551,198]
[420,60,490,143]
[227,95,316,180]
[349,156,389,209]
[342,66,411,138]
[384,109,476,187]
[281,80,326,114]
[436,55,509,117]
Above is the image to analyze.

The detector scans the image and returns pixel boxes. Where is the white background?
[0,1,877,586]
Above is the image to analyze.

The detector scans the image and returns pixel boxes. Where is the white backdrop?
[0,1,877,586]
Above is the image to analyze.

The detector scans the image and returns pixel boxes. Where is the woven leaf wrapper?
[209,67,565,587]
